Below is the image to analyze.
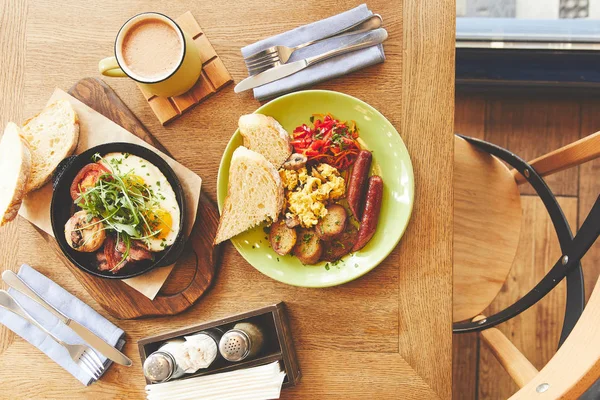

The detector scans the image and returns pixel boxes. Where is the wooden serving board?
[36,77,222,319]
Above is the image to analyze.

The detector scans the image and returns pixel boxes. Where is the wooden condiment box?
[137,302,301,388]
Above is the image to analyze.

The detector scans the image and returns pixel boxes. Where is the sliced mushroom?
[64,210,106,252]
[283,153,307,170]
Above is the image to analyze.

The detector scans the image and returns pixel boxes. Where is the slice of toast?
[0,123,32,226]
[215,146,284,244]
[238,114,291,168]
[22,100,79,192]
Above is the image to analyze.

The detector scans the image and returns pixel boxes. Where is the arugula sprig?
[75,154,165,247]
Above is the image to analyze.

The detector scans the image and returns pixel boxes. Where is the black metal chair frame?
[453,135,600,349]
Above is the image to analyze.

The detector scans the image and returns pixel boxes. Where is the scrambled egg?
[279,164,345,227]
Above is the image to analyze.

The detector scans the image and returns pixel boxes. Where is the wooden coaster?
[137,12,233,125]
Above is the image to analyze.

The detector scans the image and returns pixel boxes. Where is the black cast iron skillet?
[50,142,186,279]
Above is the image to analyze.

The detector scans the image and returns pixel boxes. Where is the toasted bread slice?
[215,146,284,244]
[0,123,32,226]
[238,114,291,168]
[22,100,79,192]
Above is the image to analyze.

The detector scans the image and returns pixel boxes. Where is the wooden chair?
[453,131,600,398]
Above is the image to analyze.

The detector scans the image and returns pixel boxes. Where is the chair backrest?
[454,136,521,322]
[457,131,600,398]
[510,268,600,399]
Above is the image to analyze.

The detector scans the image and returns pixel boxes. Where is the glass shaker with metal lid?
[143,339,187,383]
[219,321,265,362]
[143,328,224,383]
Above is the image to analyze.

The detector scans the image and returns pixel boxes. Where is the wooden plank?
[478,196,577,399]
[175,11,203,39]
[453,332,479,400]
[485,95,581,196]
[455,92,486,139]
[579,98,600,303]
[401,0,454,397]
[0,0,27,359]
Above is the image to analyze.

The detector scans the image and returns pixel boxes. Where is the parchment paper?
[19,89,202,300]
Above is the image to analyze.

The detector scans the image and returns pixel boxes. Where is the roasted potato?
[321,224,359,262]
[316,204,347,241]
[270,220,297,256]
[293,228,323,265]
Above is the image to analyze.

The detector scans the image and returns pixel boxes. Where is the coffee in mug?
[99,13,202,97]
[121,17,183,81]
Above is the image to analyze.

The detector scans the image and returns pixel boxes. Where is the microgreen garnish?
[76,154,169,250]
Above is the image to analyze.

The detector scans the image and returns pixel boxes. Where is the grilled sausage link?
[352,176,383,252]
[346,150,372,220]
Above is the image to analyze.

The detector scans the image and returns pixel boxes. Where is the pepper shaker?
[219,321,265,362]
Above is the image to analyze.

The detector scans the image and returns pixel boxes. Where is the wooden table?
[0,1,454,398]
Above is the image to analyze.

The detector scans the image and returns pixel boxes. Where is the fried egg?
[102,152,181,251]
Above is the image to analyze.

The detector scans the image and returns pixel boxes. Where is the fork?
[0,290,105,380]
[244,14,382,75]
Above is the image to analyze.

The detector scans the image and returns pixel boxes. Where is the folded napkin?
[0,264,125,386]
[241,4,385,101]
[145,361,286,400]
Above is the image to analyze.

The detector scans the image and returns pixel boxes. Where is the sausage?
[346,150,372,220]
[352,176,383,252]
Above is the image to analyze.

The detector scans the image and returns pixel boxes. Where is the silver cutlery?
[235,28,388,93]
[2,270,133,367]
[0,290,104,379]
[244,14,383,75]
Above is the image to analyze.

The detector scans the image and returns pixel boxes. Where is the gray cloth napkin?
[0,264,126,386]
[241,4,385,101]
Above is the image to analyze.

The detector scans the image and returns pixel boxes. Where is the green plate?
[217,90,414,287]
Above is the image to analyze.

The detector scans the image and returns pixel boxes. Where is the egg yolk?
[147,209,173,239]
[125,174,145,187]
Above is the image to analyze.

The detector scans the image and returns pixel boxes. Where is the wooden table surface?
[0,1,455,399]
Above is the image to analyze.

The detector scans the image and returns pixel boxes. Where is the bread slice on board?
[215,146,284,244]
[22,100,79,192]
[238,114,291,168]
[0,123,32,226]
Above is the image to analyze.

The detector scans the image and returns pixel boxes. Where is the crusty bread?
[215,146,284,244]
[0,123,32,226]
[22,100,79,192]
[238,114,291,168]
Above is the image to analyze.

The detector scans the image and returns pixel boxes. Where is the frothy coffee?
[121,18,182,81]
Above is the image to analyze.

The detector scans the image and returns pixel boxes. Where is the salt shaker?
[219,321,265,362]
[144,329,224,383]
[143,339,187,383]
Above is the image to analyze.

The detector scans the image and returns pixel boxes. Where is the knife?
[2,270,133,367]
[235,28,388,93]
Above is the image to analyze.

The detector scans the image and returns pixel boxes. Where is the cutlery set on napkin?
[237,4,388,100]
[0,264,130,385]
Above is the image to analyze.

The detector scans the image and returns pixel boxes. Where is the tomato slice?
[70,162,110,200]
